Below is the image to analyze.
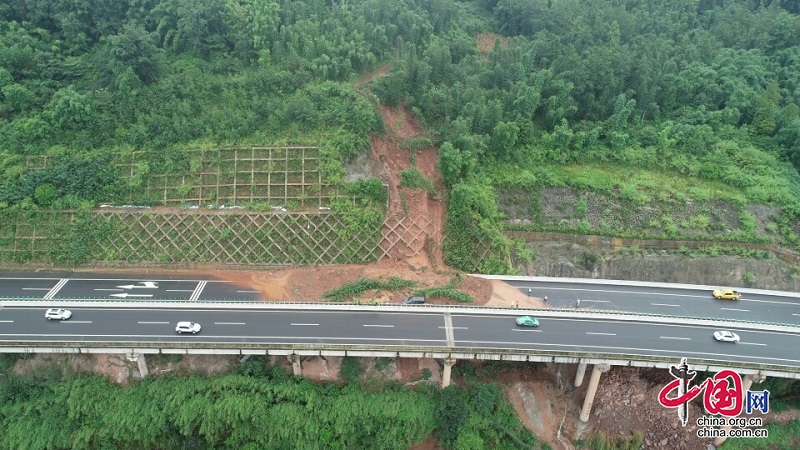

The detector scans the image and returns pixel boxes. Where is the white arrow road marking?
[117,282,158,289]
[110,293,153,298]
[43,279,68,299]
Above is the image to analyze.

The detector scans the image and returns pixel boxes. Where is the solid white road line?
[651,303,680,307]
[586,332,616,336]
[363,324,394,328]
[43,279,68,300]
[22,288,51,290]
[721,308,750,312]
[660,336,691,340]
[214,322,245,325]
[290,323,319,326]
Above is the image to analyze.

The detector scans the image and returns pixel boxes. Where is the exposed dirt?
[370,100,447,266]
[211,260,493,304]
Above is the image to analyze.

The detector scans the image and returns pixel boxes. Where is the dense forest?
[0,357,540,449]
[2,0,800,271]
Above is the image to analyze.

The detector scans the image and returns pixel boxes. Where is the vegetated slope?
[367,0,800,273]
[0,361,542,450]
[3,0,800,273]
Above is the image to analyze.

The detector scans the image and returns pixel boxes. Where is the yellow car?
[712,289,741,300]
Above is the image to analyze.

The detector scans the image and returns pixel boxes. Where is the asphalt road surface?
[1,306,798,369]
[508,280,800,325]
[0,271,262,301]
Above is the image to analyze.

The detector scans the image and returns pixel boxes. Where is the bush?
[340,356,365,384]
[322,277,417,302]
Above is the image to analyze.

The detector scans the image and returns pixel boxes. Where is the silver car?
[713,331,740,343]
[45,308,72,320]
[176,321,201,334]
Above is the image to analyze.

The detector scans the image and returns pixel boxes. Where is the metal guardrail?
[3,298,799,332]
[3,298,800,377]
[475,274,800,298]
[2,341,798,379]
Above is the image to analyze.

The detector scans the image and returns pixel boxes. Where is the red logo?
[659,368,744,417]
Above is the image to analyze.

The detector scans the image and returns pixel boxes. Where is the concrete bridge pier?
[574,361,588,387]
[713,373,766,447]
[127,352,149,378]
[442,357,457,388]
[289,354,302,377]
[579,363,611,422]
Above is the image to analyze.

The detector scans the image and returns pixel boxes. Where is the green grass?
[547,164,742,203]
[720,419,800,450]
[575,431,644,450]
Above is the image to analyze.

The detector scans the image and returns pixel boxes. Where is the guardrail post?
[127,352,148,378]
[442,357,457,388]
[574,361,588,387]
[579,363,611,422]
[713,372,766,447]
[288,354,302,377]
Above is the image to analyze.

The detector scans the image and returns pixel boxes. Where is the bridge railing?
[1,341,798,380]
[2,297,799,331]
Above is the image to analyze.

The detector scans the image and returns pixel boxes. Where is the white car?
[176,321,201,334]
[45,308,72,320]
[713,331,740,343]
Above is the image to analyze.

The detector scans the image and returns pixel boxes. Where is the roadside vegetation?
[414,274,475,303]
[322,277,417,302]
[0,356,540,450]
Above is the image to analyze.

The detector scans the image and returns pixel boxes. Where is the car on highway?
[713,289,741,300]
[45,308,72,320]
[403,296,426,305]
[713,331,740,343]
[515,316,539,327]
[176,321,202,334]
